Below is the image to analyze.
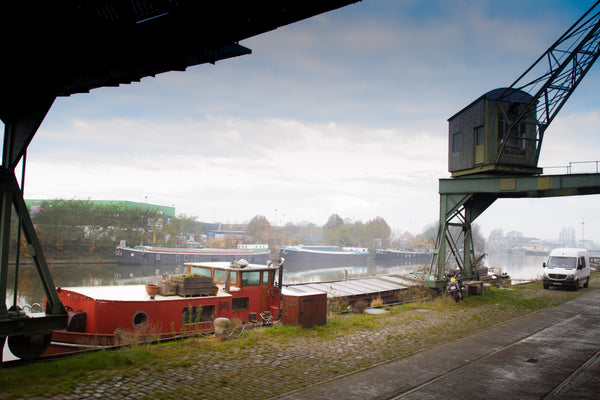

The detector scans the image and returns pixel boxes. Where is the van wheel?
[574,280,579,291]
[543,284,549,289]
[584,277,590,288]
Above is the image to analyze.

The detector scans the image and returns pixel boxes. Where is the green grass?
[0,346,154,398]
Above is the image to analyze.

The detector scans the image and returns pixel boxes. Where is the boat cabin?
[186,260,282,322]
[448,88,542,177]
[53,260,283,347]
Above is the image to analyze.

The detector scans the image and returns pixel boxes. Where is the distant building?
[399,231,413,246]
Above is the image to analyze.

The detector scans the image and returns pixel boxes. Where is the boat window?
[176,255,180,262]
[194,255,199,261]
[184,255,189,262]
[156,254,160,261]
[241,271,261,286]
[214,269,236,285]
[182,305,214,325]
[232,297,249,311]
[132,311,148,329]
[262,271,269,285]
[189,266,213,278]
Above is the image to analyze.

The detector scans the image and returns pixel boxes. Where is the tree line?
[19,200,204,260]
[15,200,445,261]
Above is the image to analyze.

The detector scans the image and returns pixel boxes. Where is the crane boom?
[496,0,600,164]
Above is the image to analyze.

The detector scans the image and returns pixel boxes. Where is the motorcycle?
[446,271,465,302]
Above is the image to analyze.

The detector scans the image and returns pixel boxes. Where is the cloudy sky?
[17,0,600,244]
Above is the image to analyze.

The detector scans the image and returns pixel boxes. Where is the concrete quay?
[275,287,600,400]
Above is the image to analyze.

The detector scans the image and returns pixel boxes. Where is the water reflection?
[3,253,546,310]
[5,263,188,310]
[486,253,545,282]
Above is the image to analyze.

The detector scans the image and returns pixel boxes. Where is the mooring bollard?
[213,317,231,340]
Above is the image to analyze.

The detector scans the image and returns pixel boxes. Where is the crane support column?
[425,189,496,292]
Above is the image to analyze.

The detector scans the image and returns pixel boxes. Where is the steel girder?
[0,103,67,351]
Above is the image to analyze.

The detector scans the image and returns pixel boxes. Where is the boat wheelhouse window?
[262,271,269,285]
[232,297,249,311]
[241,271,260,286]
[189,266,213,278]
[182,305,214,325]
[214,269,237,285]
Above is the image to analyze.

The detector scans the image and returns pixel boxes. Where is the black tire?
[543,284,549,289]
[452,291,460,302]
[8,333,51,360]
[584,277,590,288]
[574,280,579,291]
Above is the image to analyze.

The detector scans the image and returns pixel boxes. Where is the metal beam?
[439,173,600,198]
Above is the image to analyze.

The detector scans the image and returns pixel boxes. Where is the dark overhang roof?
[0,0,359,168]
[1,0,359,111]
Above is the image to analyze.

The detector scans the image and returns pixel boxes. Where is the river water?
[4,252,547,310]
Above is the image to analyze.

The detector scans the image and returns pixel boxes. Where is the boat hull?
[279,246,368,271]
[116,246,271,265]
[374,249,432,265]
[51,261,283,349]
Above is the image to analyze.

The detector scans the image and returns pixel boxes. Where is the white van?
[542,248,590,290]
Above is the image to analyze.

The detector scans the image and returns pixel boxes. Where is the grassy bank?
[1,276,597,400]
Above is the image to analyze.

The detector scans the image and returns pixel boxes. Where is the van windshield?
[547,256,576,269]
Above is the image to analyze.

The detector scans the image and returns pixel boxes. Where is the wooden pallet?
[172,275,214,296]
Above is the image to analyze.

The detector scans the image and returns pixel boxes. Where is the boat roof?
[185,261,281,271]
[58,284,233,302]
[279,245,368,254]
[119,245,269,254]
[283,275,414,298]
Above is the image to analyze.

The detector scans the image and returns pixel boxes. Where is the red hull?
[53,261,283,347]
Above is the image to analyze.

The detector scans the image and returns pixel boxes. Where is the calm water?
[4,252,547,310]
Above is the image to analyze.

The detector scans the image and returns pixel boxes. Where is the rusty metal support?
[0,98,67,360]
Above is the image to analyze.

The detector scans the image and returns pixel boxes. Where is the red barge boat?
[49,259,284,351]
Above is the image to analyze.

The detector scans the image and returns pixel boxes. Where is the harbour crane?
[425,1,600,292]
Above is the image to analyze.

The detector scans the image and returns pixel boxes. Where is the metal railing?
[541,161,600,175]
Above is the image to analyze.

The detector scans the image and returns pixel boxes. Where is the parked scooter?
[446,270,465,302]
